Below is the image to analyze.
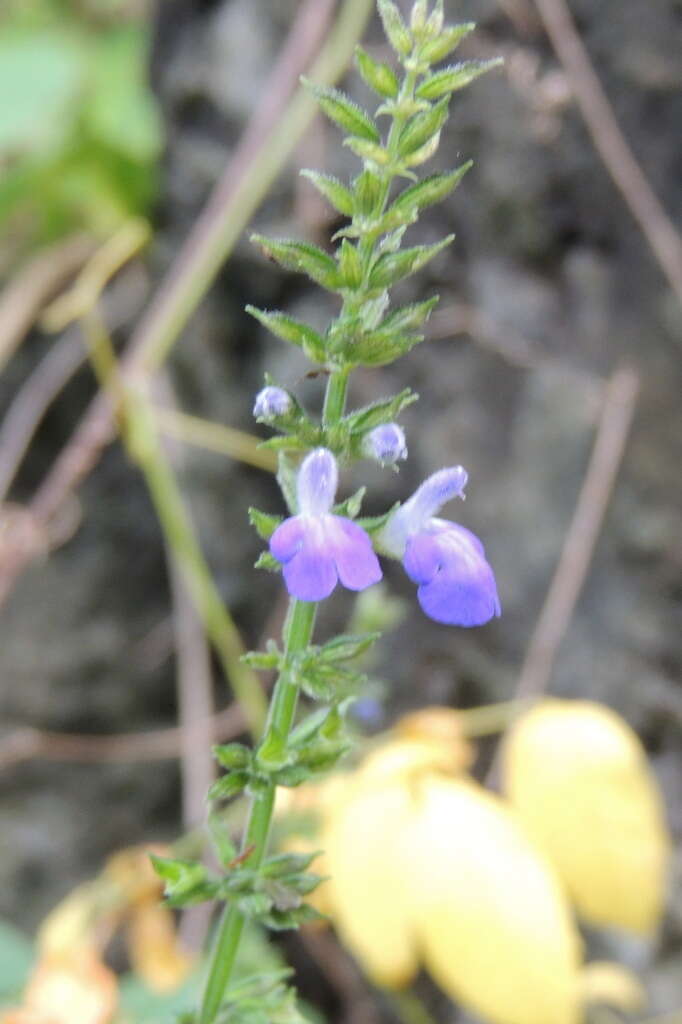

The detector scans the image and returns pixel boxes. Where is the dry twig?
[515,364,639,701]
[529,0,682,305]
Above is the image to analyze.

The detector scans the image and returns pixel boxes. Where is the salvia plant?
[153,2,502,1021]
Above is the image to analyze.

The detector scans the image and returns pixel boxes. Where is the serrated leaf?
[378,0,412,57]
[416,59,503,100]
[150,856,217,907]
[320,632,380,663]
[246,307,327,362]
[300,169,354,216]
[346,389,418,432]
[355,45,399,98]
[249,507,283,541]
[368,235,453,289]
[251,235,339,290]
[213,742,251,770]
[338,239,364,289]
[419,22,476,64]
[390,164,471,218]
[352,331,426,366]
[398,97,449,158]
[208,772,250,801]
[303,79,379,142]
[344,137,390,164]
[379,296,440,333]
[255,550,282,573]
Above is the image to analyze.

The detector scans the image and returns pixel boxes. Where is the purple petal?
[274,517,338,601]
[327,516,383,591]
[297,448,338,517]
[270,516,306,563]
[404,521,500,627]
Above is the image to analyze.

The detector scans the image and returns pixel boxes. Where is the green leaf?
[389,164,472,218]
[150,855,218,906]
[368,235,453,289]
[337,239,363,289]
[379,295,440,333]
[254,550,282,573]
[0,919,33,997]
[419,22,476,64]
[303,79,379,142]
[351,330,426,366]
[208,772,250,801]
[416,59,503,100]
[319,632,380,662]
[259,436,312,453]
[333,485,366,519]
[118,971,202,1023]
[251,235,340,290]
[346,388,418,432]
[242,649,281,669]
[378,0,413,57]
[355,45,399,98]
[299,169,354,216]
[261,851,321,878]
[246,307,326,362]
[213,742,251,769]
[353,168,385,216]
[260,903,325,931]
[85,27,163,163]
[397,97,449,158]
[343,137,390,164]
[248,507,283,541]
[0,29,87,156]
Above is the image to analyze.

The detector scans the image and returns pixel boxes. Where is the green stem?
[323,367,350,425]
[198,599,317,1023]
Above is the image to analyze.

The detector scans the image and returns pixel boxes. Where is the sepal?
[300,170,354,216]
[302,79,380,142]
[416,59,503,100]
[355,45,399,98]
[150,855,219,907]
[418,22,475,64]
[389,164,471,218]
[378,0,413,57]
[397,97,449,159]
[344,388,418,433]
[251,235,340,290]
[368,235,453,289]
[246,307,327,363]
[249,507,283,541]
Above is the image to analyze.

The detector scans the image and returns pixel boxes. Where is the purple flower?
[270,448,382,602]
[379,466,500,627]
[362,423,408,465]
[253,385,292,422]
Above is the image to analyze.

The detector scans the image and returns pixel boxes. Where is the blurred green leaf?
[0,918,33,998]
[0,28,87,157]
[84,27,163,163]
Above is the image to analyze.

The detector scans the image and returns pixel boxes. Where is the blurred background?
[0,0,680,1020]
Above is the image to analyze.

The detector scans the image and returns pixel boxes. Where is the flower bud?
[253,385,292,423]
[362,423,408,465]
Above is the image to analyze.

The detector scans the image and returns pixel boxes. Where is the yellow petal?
[127,904,192,993]
[502,699,670,934]
[357,736,465,786]
[24,951,117,1024]
[323,782,418,988]
[37,885,101,958]
[395,707,474,773]
[405,776,581,1024]
[580,961,646,1012]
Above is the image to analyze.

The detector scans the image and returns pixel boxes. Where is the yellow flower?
[296,709,583,1024]
[502,699,670,934]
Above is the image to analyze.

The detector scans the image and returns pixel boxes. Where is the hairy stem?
[198,601,316,1022]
